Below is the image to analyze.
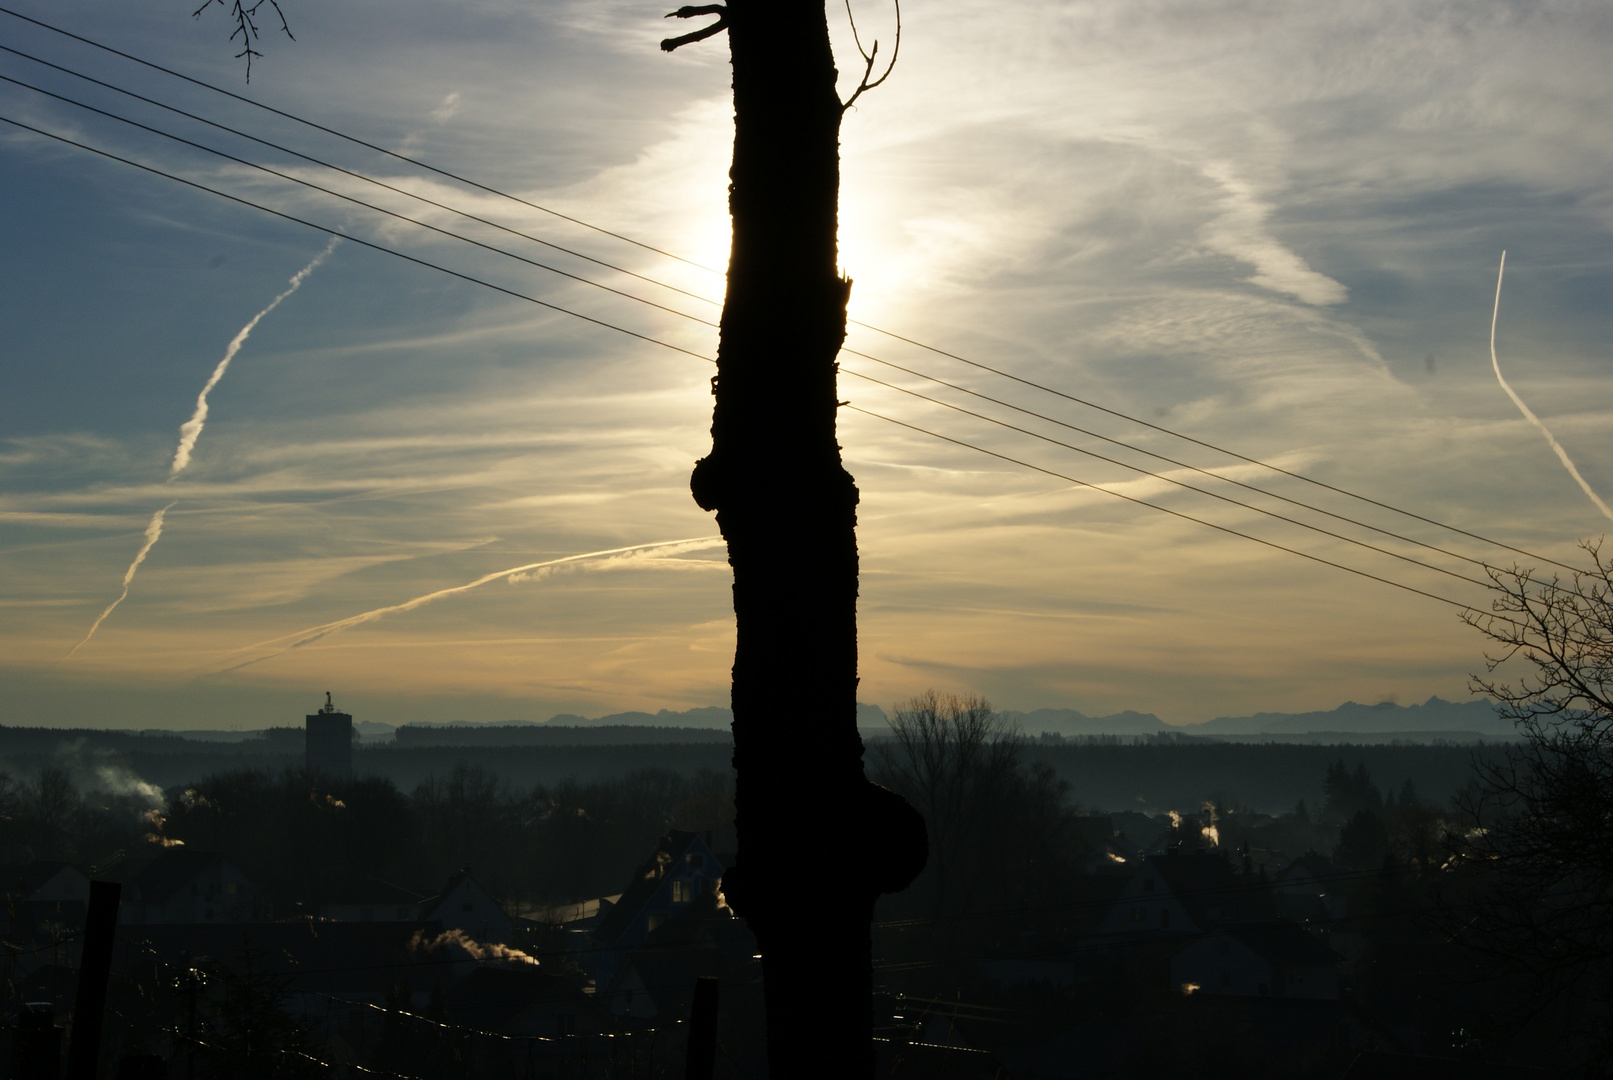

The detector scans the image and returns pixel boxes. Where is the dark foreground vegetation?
[0,723,1497,810]
[1,687,1605,1077]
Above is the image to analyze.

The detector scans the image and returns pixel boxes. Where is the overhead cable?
[0,111,1510,620]
[0,5,1578,576]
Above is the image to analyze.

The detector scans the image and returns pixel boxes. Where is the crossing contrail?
[64,503,175,659]
[172,236,340,476]
[198,536,725,676]
[65,239,340,660]
[1489,250,1613,524]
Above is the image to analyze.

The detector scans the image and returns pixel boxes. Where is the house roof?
[593,831,706,946]
[128,850,231,904]
[0,861,82,897]
[1275,852,1339,886]
[418,867,499,920]
[609,945,726,1018]
[330,878,427,907]
[443,965,600,1033]
[1341,1050,1553,1079]
[110,919,464,996]
[1223,920,1341,967]
[1149,850,1257,926]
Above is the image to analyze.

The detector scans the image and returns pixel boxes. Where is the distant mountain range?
[396,702,890,734]
[1186,696,1513,737]
[1000,697,1515,741]
[1001,709,1173,737]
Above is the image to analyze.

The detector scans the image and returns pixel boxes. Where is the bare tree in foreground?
[873,692,1024,918]
[665,1,925,1076]
[1453,542,1613,1065]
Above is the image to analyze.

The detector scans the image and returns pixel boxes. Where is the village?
[1,701,1554,1079]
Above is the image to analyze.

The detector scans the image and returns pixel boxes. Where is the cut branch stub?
[662,4,730,52]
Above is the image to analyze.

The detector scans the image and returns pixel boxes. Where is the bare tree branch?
[840,0,900,112]
[1439,538,1613,1066]
[193,0,295,82]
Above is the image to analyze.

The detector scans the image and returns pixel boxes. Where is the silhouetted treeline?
[392,724,731,747]
[0,766,153,870]
[0,729,1496,812]
[0,762,736,906]
[1026,740,1497,812]
[162,764,737,906]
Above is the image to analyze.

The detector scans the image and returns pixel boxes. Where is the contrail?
[64,503,175,659]
[1489,250,1613,524]
[66,239,340,660]
[172,235,340,475]
[199,536,725,676]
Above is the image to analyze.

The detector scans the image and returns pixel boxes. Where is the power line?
[846,406,1487,616]
[0,114,714,365]
[0,71,720,333]
[0,4,712,272]
[0,81,1518,592]
[842,367,1493,590]
[0,4,1580,578]
[0,111,1512,617]
[0,40,723,311]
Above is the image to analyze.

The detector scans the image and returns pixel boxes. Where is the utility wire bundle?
[0,5,1577,626]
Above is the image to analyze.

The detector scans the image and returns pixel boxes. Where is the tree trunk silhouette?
[676,0,924,1075]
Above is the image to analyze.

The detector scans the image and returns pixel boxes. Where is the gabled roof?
[1341,1050,1552,1079]
[110,919,459,996]
[593,830,706,945]
[1275,852,1338,886]
[1149,850,1253,926]
[444,965,599,1033]
[128,850,232,904]
[329,877,426,907]
[418,867,498,920]
[0,861,83,897]
[1223,920,1340,967]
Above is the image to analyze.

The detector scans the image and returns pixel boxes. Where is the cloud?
[172,237,340,477]
[1488,251,1613,525]
[1197,162,1348,306]
[429,92,462,124]
[199,536,724,676]
[63,503,174,660]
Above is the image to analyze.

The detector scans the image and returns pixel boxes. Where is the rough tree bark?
[667,1,925,1075]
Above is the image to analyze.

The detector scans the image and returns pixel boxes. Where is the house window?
[1161,909,1170,928]
[687,854,704,869]
[646,914,665,932]
[672,879,693,903]
[1129,907,1141,922]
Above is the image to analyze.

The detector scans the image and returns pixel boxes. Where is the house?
[1273,851,1348,924]
[0,861,90,950]
[443,965,612,1037]
[1089,850,1267,943]
[602,889,759,1021]
[589,830,726,994]
[321,878,429,924]
[320,869,513,944]
[1171,920,1342,999]
[0,861,90,905]
[119,849,270,924]
[110,918,473,999]
[418,867,514,944]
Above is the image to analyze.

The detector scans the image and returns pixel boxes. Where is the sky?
[3,0,1613,730]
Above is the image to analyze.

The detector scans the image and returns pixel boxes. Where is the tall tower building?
[305,691,353,780]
